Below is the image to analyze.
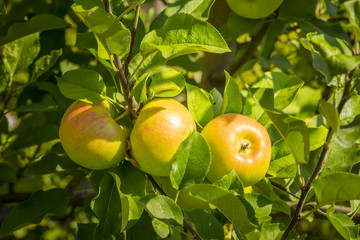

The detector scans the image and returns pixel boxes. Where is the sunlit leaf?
[57,69,107,104]
[72,4,131,58]
[149,68,185,98]
[170,131,211,190]
[186,184,257,235]
[221,71,242,114]
[139,193,183,225]
[326,206,359,240]
[312,172,360,204]
[141,13,230,59]
[186,83,214,127]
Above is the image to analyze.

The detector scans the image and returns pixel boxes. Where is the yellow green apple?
[226,0,284,19]
[201,113,271,187]
[59,101,129,170]
[130,98,196,176]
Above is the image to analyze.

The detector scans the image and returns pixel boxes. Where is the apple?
[130,98,196,176]
[154,176,210,211]
[59,101,129,170]
[201,113,271,187]
[226,0,284,19]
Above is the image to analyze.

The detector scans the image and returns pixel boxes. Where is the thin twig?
[270,180,299,200]
[103,0,112,13]
[102,0,138,119]
[227,18,274,76]
[146,174,166,195]
[65,174,88,192]
[281,71,355,240]
[0,92,12,120]
[146,174,202,240]
[125,4,141,77]
[114,55,138,118]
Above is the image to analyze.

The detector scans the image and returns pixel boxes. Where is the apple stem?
[280,69,356,240]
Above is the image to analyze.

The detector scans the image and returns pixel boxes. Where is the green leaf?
[344,0,360,41]
[186,83,214,127]
[322,140,360,175]
[309,126,329,151]
[283,86,322,119]
[0,163,16,183]
[246,221,284,240]
[1,33,40,78]
[210,88,223,117]
[26,153,61,175]
[131,73,150,105]
[265,111,310,164]
[149,68,185,98]
[170,131,211,190]
[91,173,122,239]
[115,162,146,231]
[270,54,293,70]
[0,14,67,45]
[0,0,6,14]
[73,0,103,10]
[8,124,59,150]
[252,72,304,110]
[318,100,339,131]
[312,172,360,204]
[213,170,244,195]
[0,189,72,237]
[301,37,331,82]
[326,207,359,240]
[36,81,73,111]
[244,194,273,224]
[324,0,338,18]
[31,49,62,81]
[129,51,167,81]
[78,223,96,240]
[337,115,360,147]
[279,0,316,19]
[243,88,271,123]
[303,33,360,81]
[152,0,215,29]
[184,208,224,240]
[186,184,257,235]
[141,13,230,59]
[75,32,109,60]
[339,94,360,126]
[221,71,242,114]
[57,69,107,104]
[127,212,158,240]
[71,5,131,59]
[253,179,291,216]
[151,218,169,239]
[139,193,183,225]
[11,103,59,113]
[268,139,297,178]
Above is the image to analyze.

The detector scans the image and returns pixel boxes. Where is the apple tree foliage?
[0,0,360,239]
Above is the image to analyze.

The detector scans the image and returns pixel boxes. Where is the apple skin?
[201,113,271,187]
[59,101,129,170]
[226,0,284,19]
[130,98,196,176]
